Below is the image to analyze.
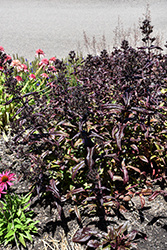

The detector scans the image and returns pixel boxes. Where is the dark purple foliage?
[1,18,167,249]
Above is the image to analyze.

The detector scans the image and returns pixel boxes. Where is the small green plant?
[0,171,39,249]
[0,192,39,249]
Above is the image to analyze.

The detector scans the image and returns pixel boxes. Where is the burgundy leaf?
[112,126,118,139]
[74,205,81,222]
[139,194,145,209]
[108,170,114,181]
[131,107,154,114]
[148,191,161,201]
[121,160,129,185]
[104,153,120,162]
[123,196,131,202]
[72,132,81,140]
[108,170,123,182]
[118,221,129,235]
[138,155,149,163]
[102,103,125,111]
[41,150,50,159]
[122,92,132,107]
[138,46,148,49]
[86,146,95,169]
[87,239,101,248]
[29,154,38,163]
[141,189,152,196]
[61,121,76,127]
[130,144,139,154]
[46,179,61,200]
[127,230,138,241]
[72,160,85,180]
[89,131,104,140]
[150,45,163,50]
[127,165,141,173]
[71,187,85,195]
[72,227,97,243]
[144,127,149,139]
[114,123,127,151]
[66,187,85,200]
[55,130,69,137]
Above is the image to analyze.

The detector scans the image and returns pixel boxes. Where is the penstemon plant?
[0,171,39,249]
[72,221,139,249]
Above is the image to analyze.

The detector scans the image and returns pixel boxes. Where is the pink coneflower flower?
[15,75,23,82]
[0,171,15,190]
[11,59,23,72]
[21,64,29,72]
[48,65,57,72]
[49,57,56,62]
[29,73,36,80]
[4,55,12,63]
[0,186,6,198]
[0,46,4,52]
[41,73,49,78]
[0,66,4,71]
[35,49,45,57]
[39,58,49,66]
[11,59,22,67]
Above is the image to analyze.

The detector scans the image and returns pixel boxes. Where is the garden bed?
[0,18,167,250]
[0,137,167,250]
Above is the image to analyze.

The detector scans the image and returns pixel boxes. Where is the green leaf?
[7,222,13,232]
[23,193,32,204]
[23,203,30,210]
[0,228,6,236]
[5,230,15,238]
[17,208,22,217]
[0,222,5,227]
[25,218,34,224]
[15,224,24,230]
[25,231,33,242]
[4,236,15,245]
[18,233,26,247]
[14,218,23,225]
[33,220,40,225]
[0,200,5,207]
[20,212,26,221]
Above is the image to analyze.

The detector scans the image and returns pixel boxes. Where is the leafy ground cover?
[0,19,166,250]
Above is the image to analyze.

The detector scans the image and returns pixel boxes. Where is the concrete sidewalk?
[1,0,167,61]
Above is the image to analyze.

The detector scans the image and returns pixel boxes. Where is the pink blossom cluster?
[0,171,16,198]
[1,46,57,86]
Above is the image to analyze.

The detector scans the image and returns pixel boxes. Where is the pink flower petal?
[0,46,4,52]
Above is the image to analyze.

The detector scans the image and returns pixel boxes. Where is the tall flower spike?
[0,171,15,190]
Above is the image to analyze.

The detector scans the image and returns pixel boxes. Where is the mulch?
[0,137,167,250]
